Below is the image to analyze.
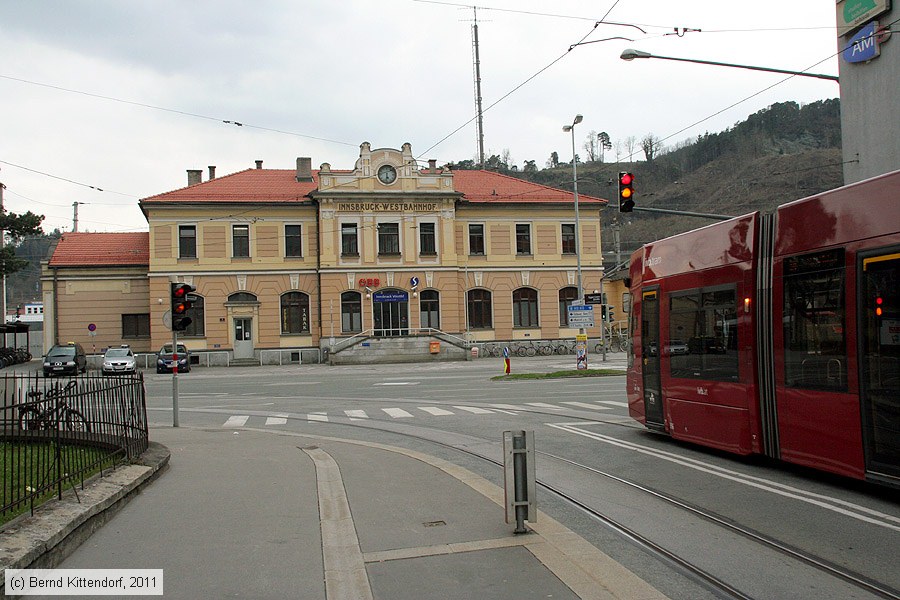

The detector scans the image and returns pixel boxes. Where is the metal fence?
[0,373,148,520]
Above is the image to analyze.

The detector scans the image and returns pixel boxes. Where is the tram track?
[287,413,900,600]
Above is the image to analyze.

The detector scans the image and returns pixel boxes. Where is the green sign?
[837,0,890,34]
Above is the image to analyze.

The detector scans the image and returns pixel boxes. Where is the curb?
[0,442,170,597]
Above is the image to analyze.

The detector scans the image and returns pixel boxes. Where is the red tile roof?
[140,167,607,205]
[48,232,149,267]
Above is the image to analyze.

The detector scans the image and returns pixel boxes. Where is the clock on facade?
[377,164,397,184]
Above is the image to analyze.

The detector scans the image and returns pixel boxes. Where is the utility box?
[429,341,441,354]
[503,430,536,533]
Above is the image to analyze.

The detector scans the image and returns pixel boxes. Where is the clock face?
[377,165,397,184]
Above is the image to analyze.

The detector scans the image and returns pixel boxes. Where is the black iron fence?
[0,373,148,521]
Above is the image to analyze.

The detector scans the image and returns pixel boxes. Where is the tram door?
[642,290,664,428]
[860,252,900,480]
[372,290,409,337]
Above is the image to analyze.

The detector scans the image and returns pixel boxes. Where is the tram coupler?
[503,430,536,534]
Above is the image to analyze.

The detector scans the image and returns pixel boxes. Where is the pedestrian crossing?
[220,400,629,428]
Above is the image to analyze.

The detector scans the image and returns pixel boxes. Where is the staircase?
[329,334,468,365]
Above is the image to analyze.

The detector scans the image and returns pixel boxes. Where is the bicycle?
[18,380,90,432]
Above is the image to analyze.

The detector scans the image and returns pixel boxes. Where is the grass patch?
[492,369,624,381]
[1,442,117,526]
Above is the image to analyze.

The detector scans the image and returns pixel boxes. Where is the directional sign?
[567,304,595,327]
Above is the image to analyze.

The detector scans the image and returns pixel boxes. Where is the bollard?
[503,430,536,534]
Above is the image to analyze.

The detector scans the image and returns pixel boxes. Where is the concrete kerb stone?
[0,441,170,597]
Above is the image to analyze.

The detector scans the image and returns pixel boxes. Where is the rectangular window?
[668,286,738,381]
[341,223,359,256]
[122,313,150,338]
[179,225,196,259]
[561,223,576,254]
[378,222,400,255]
[233,224,250,258]
[285,225,302,257]
[783,249,846,390]
[419,222,436,255]
[516,223,531,255]
[469,224,485,255]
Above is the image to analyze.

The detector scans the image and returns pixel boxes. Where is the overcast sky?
[1,1,839,234]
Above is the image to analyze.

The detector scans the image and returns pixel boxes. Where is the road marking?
[345,410,369,420]
[598,400,628,407]
[562,402,612,411]
[526,402,562,409]
[383,408,414,418]
[308,412,329,422]
[453,406,494,414]
[266,414,289,425]
[223,415,249,427]
[374,382,419,386]
[419,406,454,416]
[489,404,520,410]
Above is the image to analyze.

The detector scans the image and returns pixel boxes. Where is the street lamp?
[620,49,839,82]
[562,114,584,303]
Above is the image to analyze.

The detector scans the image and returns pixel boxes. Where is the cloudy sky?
[1,1,839,234]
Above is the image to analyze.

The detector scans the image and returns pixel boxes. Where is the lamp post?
[620,49,839,82]
[563,115,591,368]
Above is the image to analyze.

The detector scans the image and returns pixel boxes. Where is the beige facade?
[44,143,619,362]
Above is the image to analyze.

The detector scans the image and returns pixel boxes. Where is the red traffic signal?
[618,172,635,212]
[171,283,196,331]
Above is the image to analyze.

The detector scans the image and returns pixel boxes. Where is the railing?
[0,373,148,521]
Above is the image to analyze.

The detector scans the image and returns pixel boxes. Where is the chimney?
[255,160,263,169]
[428,159,437,172]
[208,166,216,180]
[296,157,313,182]
[187,169,202,186]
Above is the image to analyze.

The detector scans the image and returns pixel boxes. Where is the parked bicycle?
[18,380,90,432]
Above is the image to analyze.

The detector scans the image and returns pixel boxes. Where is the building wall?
[838,4,899,182]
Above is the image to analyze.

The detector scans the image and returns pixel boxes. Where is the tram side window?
[668,287,738,381]
[783,249,847,390]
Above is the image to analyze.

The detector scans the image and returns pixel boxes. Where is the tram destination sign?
[566,304,595,327]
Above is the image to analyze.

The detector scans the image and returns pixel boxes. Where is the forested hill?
[518,99,844,263]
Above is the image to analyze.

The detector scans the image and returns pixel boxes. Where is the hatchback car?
[157,344,191,373]
[43,343,87,376]
[102,345,137,375]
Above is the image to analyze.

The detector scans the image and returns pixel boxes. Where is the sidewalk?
[2,424,664,599]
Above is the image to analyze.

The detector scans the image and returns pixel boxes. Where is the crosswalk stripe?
[562,402,611,411]
[525,402,562,409]
[308,412,329,422]
[598,400,628,407]
[266,414,289,425]
[383,408,414,418]
[419,406,454,416]
[345,410,369,419]
[489,404,520,410]
[223,415,249,427]
[453,406,494,414]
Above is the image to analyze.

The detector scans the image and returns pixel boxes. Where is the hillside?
[516,99,844,265]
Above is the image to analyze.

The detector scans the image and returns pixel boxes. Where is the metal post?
[171,327,179,427]
[512,432,528,533]
[503,430,536,534]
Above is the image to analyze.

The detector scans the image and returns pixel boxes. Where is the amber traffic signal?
[618,172,635,212]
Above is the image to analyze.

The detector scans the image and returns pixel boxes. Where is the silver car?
[102,346,137,375]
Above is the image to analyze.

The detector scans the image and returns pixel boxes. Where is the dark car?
[43,343,87,376]
[157,344,191,373]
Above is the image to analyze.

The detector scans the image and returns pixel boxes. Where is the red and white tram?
[626,170,900,486]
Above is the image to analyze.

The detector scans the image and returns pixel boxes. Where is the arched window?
[559,287,579,327]
[513,288,539,328]
[183,294,205,337]
[467,289,492,329]
[227,292,258,303]
[341,291,362,333]
[420,290,440,329]
[281,292,310,334]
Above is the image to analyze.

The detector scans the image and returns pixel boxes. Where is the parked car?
[102,345,136,375]
[666,339,690,355]
[43,342,87,376]
[157,344,191,373]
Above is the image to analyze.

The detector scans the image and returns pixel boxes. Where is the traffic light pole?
[171,327,179,427]
[631,206,733,220]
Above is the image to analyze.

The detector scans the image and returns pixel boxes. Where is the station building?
[42,142,622,364]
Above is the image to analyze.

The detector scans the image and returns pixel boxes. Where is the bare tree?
[624,136,637,160]
[583,130,598,162]
[641,133,663,162]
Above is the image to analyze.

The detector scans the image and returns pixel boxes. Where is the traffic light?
[618,172,635,212]
[607,305,615,322]
[171,283,196,331]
